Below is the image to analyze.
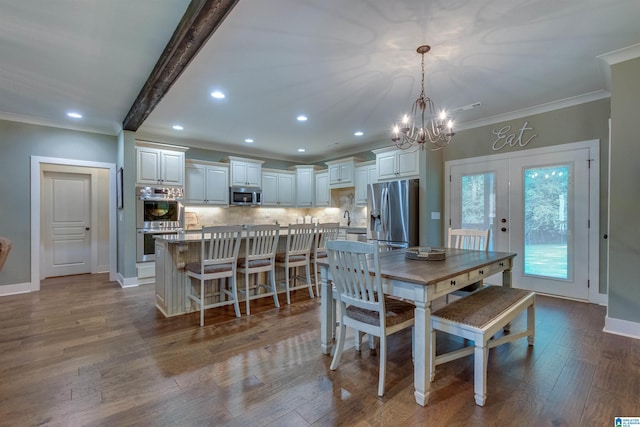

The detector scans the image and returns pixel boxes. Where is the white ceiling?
[2,0,639,162]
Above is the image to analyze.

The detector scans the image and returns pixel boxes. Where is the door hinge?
[587,279,590,288]
[449,218,451,226]
[588,219,591,228]
[449,175,452,182]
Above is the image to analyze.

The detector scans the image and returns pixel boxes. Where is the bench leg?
[474,340,488,406]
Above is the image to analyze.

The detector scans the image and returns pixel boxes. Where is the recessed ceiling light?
[296,115,308,122]
[245,138,254,143]
[211,91,225,99]
[297,148,306,152]
[67,112,82,119]
[172,125,184,130]
[354,131,364,136]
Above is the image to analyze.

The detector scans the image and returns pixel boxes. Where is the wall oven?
[136,229,179,262]
[136,186,184,262]
[137,186,184,229]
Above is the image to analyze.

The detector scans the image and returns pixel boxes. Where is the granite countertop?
[157,225,368,243]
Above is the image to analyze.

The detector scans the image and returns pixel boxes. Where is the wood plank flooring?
[0,273,639,426]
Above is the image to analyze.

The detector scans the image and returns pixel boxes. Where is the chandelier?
[392,45,454,151]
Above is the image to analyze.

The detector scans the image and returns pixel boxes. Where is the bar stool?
[237,224,280,315]
[312,222,340,297]
[184,225,242,326]
[275,223,315,305]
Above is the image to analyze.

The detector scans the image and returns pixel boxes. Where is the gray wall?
[442,99,611,294]
[609,57,640,323]
[0,119,117,286]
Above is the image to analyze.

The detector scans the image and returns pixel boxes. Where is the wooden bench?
[430,285,535,406]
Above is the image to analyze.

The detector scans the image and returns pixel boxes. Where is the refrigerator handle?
[381,186,388,236]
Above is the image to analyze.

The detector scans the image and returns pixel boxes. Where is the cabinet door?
[185,164,206,203]
[161,151,184,185]
[376,152,397,180]
[315,172,330,206]
[397,150,419,178]
[339,162,354,184]
[355,166,369,205]
[137,147,162,184]
[277,173,295,206]
[296,168,314,207]
[204,166,229,205]
[261,173,279,205]
[231,162,248,186]
[245,163,261,187]
[328,164,342,185]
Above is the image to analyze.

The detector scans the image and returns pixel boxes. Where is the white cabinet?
[374,147,420,181]
[228,156,263,187]
[185,161,229,205]
[262,170,295,206]
[315,171,330,207]
[136,146,185,186]
[325,157,361,188]
[293,165,317,207]
[355,162,377,205]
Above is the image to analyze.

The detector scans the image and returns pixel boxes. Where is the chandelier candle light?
[392,45,454,151]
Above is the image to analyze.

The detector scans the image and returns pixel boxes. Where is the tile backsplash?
[184,187,367,229]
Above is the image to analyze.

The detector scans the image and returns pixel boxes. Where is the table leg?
[503,264,512,331]
[320,265,333,355]
[413,298,432,406]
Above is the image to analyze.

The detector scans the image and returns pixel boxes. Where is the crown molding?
[455,90,610,132]
[597,43,640,65]
[0,111,119,136]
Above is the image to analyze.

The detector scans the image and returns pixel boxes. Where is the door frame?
[30,156,117,291]
[444,139,602,304]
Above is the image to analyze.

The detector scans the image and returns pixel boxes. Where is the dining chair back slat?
[239,224,280,315]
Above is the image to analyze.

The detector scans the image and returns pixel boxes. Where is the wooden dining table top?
[316,247,517,286]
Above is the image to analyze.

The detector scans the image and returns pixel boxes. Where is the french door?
[448,142,598,301]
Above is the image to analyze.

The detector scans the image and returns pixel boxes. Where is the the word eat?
[492,121,537,151]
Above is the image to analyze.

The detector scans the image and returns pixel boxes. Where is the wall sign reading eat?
[492,121,537,151]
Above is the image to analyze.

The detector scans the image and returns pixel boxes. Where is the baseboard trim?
[0,282,33,296]
[603,316,640,340]
[118,274,139,288]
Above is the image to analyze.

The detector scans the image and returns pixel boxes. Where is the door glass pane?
[461,173,496,250]
[523,165,569,279]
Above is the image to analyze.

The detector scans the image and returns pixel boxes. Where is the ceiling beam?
[122,0,239,131]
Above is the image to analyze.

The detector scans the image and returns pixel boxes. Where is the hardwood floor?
[0,273,638,426]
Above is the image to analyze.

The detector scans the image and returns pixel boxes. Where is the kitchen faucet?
[343,209,351,226]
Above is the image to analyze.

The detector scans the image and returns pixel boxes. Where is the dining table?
[318,247,517,406]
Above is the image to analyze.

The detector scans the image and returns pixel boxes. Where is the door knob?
[501,218,507,223]
[85,227,90,230]
[501,227,507,232]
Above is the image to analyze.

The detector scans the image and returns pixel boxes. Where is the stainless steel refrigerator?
[367,179,419,248]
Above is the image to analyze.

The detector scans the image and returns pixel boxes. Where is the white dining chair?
[446,227,490,302]
[327,240,415,397]
[184,225,243,326]
[237,224,280,315]
[311,222,340,297]
[275,223,316,305]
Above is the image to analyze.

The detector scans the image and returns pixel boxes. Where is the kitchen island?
[153,226,352,317]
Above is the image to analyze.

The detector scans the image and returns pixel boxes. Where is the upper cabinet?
[136,145,186,186]
[184,160,229,205]
[355,162,377,205]
[262,170,295,206]
[325,157,361,188]
[373,147,420,181]
[228,156,263,187]
[315,171,330,207]
[293,165,317,207]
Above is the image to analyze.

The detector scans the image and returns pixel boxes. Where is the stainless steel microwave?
[229,186,262,206]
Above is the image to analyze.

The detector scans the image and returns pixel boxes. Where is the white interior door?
[448,145,594,300]
[43,172,91,277]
